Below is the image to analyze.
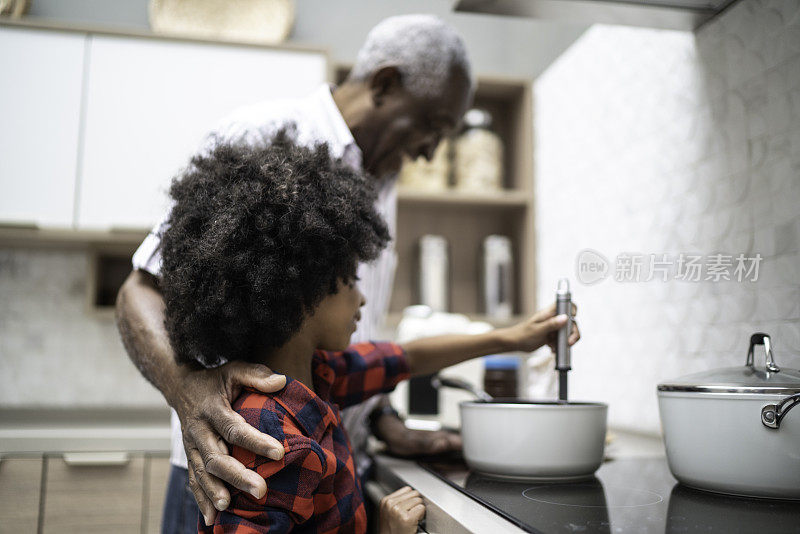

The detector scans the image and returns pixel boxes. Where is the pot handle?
[761,393,800,429]
[431,375,493,402]
[747,333,780,373]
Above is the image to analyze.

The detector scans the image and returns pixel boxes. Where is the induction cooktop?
[419,457,800,533]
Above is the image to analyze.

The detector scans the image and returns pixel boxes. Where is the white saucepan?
[657,333,800,500]
[434,377,608,480]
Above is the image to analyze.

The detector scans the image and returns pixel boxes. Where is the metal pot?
[434,375,608,480]
[657,333,800,499]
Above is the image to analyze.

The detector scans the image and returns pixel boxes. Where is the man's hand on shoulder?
[172,361,287,525]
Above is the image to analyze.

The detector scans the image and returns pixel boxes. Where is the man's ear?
[370,66,402,106]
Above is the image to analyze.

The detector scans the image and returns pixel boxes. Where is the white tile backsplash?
[534,0,800,434]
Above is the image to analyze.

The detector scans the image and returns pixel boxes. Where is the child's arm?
[201,392,326,533]
[403,303,579,376]
[204,445,323,533]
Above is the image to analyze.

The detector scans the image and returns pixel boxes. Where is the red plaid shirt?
[201,342,410,533]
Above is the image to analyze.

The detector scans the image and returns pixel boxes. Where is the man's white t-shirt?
[131,85,397,469]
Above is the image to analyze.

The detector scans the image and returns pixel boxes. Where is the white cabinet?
[0,27,85,228]
[77,35,327,230]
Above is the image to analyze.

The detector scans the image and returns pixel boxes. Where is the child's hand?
[501,302,580,353]
[378,486,425,534]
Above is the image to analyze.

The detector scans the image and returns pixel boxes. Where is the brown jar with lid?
[483,355,519,399]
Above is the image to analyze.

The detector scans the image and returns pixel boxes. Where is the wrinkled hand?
[171,361,286,525]
[501,302,580,353]
[379,486,426,534]
[376,411,462,457]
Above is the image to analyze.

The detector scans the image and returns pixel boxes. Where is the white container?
[657,333,800,499]
[419,235,448,312]
[459,400,608,480]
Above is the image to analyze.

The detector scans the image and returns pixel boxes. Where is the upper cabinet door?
[77,35,326,230]
[0,27,85,228]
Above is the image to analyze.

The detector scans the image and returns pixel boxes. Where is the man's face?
[363,68,472,177]
[310,276,366,351]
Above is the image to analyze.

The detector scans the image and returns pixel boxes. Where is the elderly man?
[116,14,473,532]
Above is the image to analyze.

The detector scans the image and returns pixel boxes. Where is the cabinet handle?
[62,452,130,466]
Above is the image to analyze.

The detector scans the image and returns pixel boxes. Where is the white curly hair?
[348,14,474,99]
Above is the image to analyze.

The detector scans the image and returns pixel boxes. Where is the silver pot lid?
[658,333,800,395]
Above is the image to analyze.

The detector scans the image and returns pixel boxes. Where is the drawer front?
[42,454,145,533]
[0,456,43,533]
[145,455,171,534]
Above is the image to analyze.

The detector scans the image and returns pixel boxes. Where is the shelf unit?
[334,67,536,319]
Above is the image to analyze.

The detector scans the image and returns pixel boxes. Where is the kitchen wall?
[534,0,800,434]
[0,249,164,406]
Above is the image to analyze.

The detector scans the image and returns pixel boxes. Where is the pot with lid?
[657,333,800,499]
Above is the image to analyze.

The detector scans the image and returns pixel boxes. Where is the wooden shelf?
[0,226,147,249]
[397,188,530,208]
[0,18,329,57]
[388,75,536,317]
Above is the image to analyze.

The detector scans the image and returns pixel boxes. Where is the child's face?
[310,277,366,350]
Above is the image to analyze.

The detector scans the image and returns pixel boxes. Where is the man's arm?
[370,396,462,457]
[116,270,286,524]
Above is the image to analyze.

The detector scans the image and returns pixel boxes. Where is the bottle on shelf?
[418,235,449,312]
[483,235,513,320]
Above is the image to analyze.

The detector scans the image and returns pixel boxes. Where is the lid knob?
[746,333,781,373]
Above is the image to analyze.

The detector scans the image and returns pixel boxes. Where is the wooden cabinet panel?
[145,455,171,534]
[77,35,326,230]
[0,27,84,228]
[42,454,145,533]
[0,456,43,533]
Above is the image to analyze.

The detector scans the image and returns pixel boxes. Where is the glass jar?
[398,138,450,191]
[454,109,503,192]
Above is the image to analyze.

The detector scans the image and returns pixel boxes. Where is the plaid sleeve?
[200,390,327,534]
[324,342,410,409]
[202,442,325,533]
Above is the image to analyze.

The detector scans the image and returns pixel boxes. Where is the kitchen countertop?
[0,407,171,454]
[371,429,666,534]
[372,454,529,534]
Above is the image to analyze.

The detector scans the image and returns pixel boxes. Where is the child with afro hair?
[160,130,577,534]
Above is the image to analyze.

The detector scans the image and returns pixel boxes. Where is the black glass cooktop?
[419,457,800,533]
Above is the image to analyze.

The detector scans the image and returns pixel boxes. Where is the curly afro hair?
[159,130,390,367]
